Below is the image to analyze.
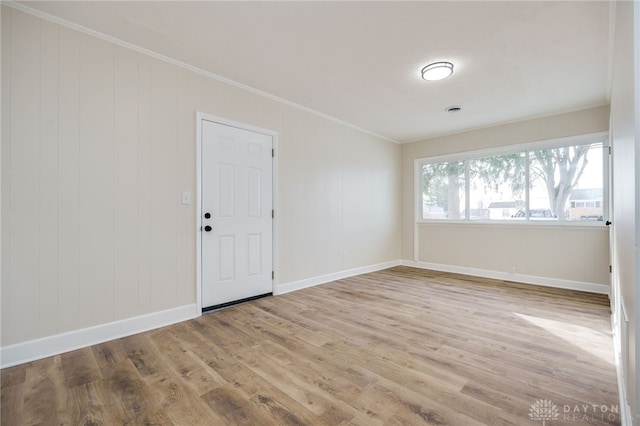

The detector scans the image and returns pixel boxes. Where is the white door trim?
[195,112,278,314]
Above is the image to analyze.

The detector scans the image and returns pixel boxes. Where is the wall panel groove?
[39,19,60,338]
[1,6,14,345]
[57,26,81,334]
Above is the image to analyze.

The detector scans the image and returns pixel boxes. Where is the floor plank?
[1,267,621,425]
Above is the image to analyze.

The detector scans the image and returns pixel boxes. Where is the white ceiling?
[18,1,612,143]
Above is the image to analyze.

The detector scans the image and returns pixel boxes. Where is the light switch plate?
[181,191,192,205]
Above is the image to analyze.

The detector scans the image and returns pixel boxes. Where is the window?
[421,160,465,219]
[418,135,607,223]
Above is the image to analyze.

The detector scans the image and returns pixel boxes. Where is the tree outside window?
[420,140,605,222]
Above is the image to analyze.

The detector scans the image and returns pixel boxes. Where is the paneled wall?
[1,7,402,347]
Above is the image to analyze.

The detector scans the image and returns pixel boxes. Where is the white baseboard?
[0,304,198,368]
[275,260,402,295]
[1,261,611,369]
[401,260,610,295]
[611,302,633,426]
[613,329,633,426]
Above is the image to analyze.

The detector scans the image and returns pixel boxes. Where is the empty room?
[1,1,639,425]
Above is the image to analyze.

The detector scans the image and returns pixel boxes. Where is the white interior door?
[201,119,273,308]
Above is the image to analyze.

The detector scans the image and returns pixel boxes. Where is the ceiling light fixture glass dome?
[421,62,454,81]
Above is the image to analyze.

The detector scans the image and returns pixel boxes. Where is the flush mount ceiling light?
[421,61,454,81]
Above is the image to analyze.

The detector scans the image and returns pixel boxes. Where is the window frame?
[414,132,610,227]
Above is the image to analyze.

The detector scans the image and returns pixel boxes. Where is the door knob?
[204,212,211,219]
[204,225,212,232]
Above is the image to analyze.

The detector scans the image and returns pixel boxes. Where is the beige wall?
[0,8,402,346]
[417,223,609,284]
[610,1,639,421]
[278,108,401,283]
[402,106,611,285]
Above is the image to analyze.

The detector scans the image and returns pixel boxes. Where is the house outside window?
[569,188,604,221]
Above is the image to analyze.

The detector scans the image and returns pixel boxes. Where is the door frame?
[195,112,278,314]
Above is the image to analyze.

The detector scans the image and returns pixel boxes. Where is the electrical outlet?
[508,266,515,275]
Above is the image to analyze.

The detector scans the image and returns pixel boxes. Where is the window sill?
[416,220,608,230]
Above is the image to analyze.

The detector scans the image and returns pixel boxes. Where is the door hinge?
[272,271,275,280]
[609,265,612,273]
[272,148,275,158]
[609,146,612,155]
[272,209,274,219]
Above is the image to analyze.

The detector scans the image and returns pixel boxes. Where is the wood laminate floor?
[1,267,620,425]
